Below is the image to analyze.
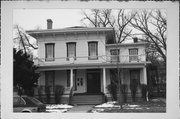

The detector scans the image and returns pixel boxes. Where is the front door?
[87,70,101,94]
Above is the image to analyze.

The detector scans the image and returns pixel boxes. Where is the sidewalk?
[66,105,95,113]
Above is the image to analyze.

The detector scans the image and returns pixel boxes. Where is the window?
[110,49,119,62]
[88,41,98,60]
[129,48,138,62]
[45,43,55,61]
[67,42,76,61]
[45,71,54,92]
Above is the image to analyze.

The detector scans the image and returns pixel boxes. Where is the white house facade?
[27,19,151,104]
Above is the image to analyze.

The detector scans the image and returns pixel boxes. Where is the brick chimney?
[47,19,53,29]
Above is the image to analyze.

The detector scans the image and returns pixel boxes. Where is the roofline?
[26,27,115,36]
[106,42,148,47]
[37,62,151,71]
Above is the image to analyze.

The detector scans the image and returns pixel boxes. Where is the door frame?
[86,69,101,94]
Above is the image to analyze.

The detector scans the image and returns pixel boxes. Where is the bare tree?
[81,9,136,107]
[81,9,101,27]
[113,9,135,43]
[81,9,135,43]
[130,10,166,64]
[13,25,38,55]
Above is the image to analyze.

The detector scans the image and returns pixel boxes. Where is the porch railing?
[105,54,146,63]
[34,54,146,65]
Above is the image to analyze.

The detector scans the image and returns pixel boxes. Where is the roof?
[37,61,151,71]
[26,27,115,37]
[106,42,147,47]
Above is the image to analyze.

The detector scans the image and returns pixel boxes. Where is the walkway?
[67,105,95,113]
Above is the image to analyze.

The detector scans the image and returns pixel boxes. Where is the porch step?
[71,94,105,105]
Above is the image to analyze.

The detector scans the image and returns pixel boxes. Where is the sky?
[13,8,166,57]
[13,9,166,34]
[13,9,84,30]
[13,9,88,57]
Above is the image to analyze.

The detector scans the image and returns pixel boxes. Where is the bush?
[45,86,51,104]
[130,83,138,102]
[38,86,43,103]
[54,85,65,104]
[141,84,147,101]
[120,84,128,103]
[106,84,117,101]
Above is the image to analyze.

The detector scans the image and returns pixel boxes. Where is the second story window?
[129,48,138,62]
[88,41,98,60]
[67,42,76,61]
[110,49,119,62]
[45,43,55,61]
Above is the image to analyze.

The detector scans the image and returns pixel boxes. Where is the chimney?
[47,19,53,29]
[133,37,138,43]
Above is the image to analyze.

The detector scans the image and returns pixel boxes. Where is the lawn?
[89,99,166,113]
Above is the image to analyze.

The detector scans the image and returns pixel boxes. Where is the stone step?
[71,94,105,105]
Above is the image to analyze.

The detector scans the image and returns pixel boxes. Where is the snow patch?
[46,104,73,113]
[95,101,120,108]
[126,104,139,108]
[46,109,68,113]
[46,104,73,109]
[91,108,105,113]
[152,99,160,102]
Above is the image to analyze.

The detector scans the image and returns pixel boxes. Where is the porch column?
[70,69,73,88]
[103,67,107,94]
[143,66,147,84]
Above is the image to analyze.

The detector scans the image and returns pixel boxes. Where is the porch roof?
[37,61,151,71]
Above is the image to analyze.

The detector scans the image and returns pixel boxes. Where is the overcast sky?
[13,9,84,30]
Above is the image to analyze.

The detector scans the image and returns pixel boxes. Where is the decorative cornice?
[26,27,114,38]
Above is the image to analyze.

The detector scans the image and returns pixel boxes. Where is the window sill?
[66,57,77,61]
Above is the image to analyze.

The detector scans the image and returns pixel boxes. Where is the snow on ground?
[46,104,73,113]
[92,101,142,113]
[95,101,140,108]
[95,101,120,108]
[46,109,68,113]
[91,108,105,113]
[46,104,73,109]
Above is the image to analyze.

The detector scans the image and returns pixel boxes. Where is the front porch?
[34,63,148,104]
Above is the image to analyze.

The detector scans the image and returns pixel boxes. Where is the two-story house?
[27,19,151,104]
